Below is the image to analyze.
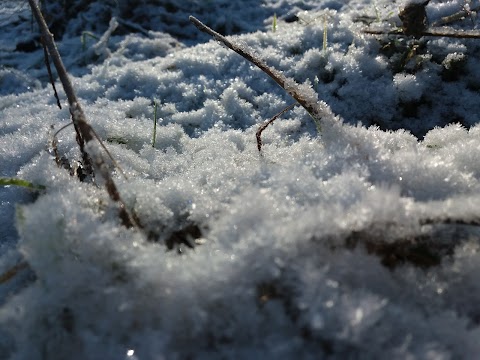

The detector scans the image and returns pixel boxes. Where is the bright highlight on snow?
[1,0,480,358]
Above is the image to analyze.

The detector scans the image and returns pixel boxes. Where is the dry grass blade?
[28,0,137,228]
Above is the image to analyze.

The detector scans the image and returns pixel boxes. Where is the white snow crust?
[2,0,480,358]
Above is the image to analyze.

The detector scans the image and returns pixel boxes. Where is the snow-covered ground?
[2,0,480,358]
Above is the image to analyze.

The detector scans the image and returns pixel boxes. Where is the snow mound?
[1,0,480,358]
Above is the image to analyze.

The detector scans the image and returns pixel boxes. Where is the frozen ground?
[2,0,480,358]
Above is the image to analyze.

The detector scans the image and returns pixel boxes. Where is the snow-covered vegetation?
[2,0,480,358]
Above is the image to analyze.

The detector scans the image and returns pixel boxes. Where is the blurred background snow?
[2,0,480,358]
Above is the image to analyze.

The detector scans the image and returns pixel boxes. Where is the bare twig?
[363,26,480,39]
[189,16,328,129]
[423,27,480,39]
[364,0,480,39]
[41,37,61,109]
[0,262,29,284]
[362,28,403,36]
[256,103,296,151]
[431,5,480,27]
[52,122,126,180]
[28,0,137,228]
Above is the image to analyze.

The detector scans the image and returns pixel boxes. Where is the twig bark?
[28,0,137,228]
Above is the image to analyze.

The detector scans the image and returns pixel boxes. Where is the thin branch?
[362,28,404,36]
[0,262,29,284]
[116,17,151,37]
[28,0,137,228]
[41,37,61,109]
[431,5,480,27]
[29,0,88,151]
[256,103,296,151]
[419,217,480,227]
[189,16,326,128]
[423,27,480,39]
[363,26,480,39]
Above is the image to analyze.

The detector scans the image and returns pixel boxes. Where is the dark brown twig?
[28,0,137,228]
[41,37,61,109]
[256,103,296,151]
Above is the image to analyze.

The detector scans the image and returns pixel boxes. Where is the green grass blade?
[0,177,46,191]
[152,100,158,148]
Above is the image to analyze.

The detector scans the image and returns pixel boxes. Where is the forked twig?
[52,122,127,180]
[28,0,136,228]
[256,103,296,151]
[189,16,328,130]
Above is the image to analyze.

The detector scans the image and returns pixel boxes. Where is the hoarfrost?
[1,0,480,358]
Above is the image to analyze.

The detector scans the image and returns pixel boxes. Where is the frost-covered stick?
[363,27,480,39]
[431,5,480,27]
[92,17,118,57]
[189,16,330,130]
[27,0,137,228]
[256,103,296,151]
[28,0,92,161]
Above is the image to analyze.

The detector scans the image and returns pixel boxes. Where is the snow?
[2,0,480,358]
